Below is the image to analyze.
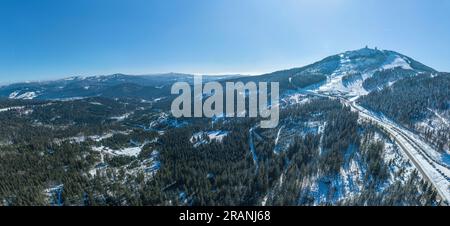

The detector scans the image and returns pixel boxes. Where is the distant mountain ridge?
[232,47,437,98]
[0,47,439,101]
[0,73,242,100]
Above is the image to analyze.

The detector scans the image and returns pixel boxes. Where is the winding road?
[299,87,450,203]
[342,98,450,204]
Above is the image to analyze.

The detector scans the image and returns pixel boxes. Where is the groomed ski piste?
[293,48,450,204]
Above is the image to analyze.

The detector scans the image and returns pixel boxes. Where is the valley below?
[0,48,448,206]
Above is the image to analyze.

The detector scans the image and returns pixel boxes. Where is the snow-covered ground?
[44,184,64,206]
[298,89,449,204]
[274,126,284,146]
[190,130,229,148]
[89,149,161,182]
[427,108,449,127]
[414,112,449,154]
[92,145,142,157]
[249,127,259,170]
[283,93,309,105]
[0,106,24,112]
[260,111,419,205]
[89,101,103,106]
[55,131,130,144]
[0,106,33,116]
[381,54,413,70]
[314,49,418,99]
[347,100,450,203]
[110,112,131,121]
[316,51,371,97]
[9,91,39,100]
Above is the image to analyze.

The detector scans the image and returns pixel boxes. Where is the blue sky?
[1,0,450,84]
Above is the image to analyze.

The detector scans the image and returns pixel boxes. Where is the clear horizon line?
[0,70,271,86]
[0,46,445,86]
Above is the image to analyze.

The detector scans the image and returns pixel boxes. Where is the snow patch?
[382,56,413,70]
[110,113,131,121]
[92,145,142,157]
[0,106,25,112]
[190,130,229,148]
[9,91,39,100]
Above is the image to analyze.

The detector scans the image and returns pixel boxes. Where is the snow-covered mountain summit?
[304,47,436,97]
[0,47,437,101]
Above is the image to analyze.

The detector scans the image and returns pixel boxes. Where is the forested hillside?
[0,48,447,206]
[359,73,449,152]
[0,97,438,206]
